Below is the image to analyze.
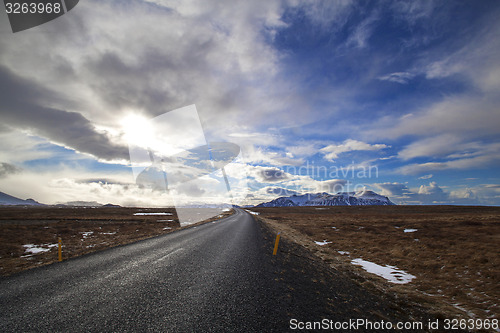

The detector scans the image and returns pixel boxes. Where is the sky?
[0,0,499,206]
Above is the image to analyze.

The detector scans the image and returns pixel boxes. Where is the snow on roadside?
[81,231,93,238]
[245,210,260,215]
[351,258,416,284]
[23,243,58,255]
[314,240,332,246]
[134,212,173,216]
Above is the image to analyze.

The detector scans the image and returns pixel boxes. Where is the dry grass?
[0,206,233,276]
[252,205,500,320]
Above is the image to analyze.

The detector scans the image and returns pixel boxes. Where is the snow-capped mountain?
[0,191,43,206]
[256,190,394,207]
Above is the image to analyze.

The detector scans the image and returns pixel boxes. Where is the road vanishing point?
[0,209,428,332]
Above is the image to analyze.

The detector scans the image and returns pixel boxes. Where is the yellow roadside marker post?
[273,232,281,255]
[58,237,62,262]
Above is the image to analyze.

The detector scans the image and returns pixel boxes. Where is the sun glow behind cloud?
[121,114,154,151]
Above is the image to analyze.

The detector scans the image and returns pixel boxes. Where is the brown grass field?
[252,205,500,321]
[0,206,233,276]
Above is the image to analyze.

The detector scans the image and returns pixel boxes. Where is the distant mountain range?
[1,189,393,208]
[256,190,394,207]
[0,191,121,207]
[0,191,43,206]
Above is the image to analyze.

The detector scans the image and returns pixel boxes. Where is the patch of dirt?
[0,206,234,276]
[253,205,500,322]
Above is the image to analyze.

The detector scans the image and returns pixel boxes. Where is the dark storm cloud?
[265,187,299,196]
[253,167,291,183]
[0,66,129,161]
[0,162,22,178]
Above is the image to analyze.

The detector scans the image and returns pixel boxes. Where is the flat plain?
[252,205,500,321]
[2,205,498,325]
[0,207,232,276]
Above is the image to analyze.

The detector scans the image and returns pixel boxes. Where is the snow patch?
[245,210,260,215]
[81,231,94,238]
[222,208,232,212]
[134,212,173,216]
[338,251,350,255]
[404,228,418,233]
[315,240,332,246]
[351,258,416,284]
[157,219,174,222]
[23,243,57,255]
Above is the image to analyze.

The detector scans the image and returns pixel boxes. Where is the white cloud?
[378,72,416,84]
[346,9,380,49]
[398,150,500,175]
[375,182,411,197]
[286,143,319,158]
[398,134,463,160]
[320,139,389,161]
[390,1,437,26]
[283,175,348,193]
[375,181,483,205]
[0,129,55,164]
[250,148,303,166]
[377,95,500,140]
[287,0,354,30]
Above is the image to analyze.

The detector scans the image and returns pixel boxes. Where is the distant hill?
[0,191,44,206]
[256,190,395,207]
[102,203,121,208]
[61,201,103,207]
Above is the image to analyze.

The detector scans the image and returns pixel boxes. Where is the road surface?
[0,209,428,332]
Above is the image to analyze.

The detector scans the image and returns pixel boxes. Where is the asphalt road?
[0,209,429,332]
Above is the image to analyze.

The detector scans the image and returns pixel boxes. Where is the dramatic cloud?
[0,1,498,206]
[0,67,130,162]
[0,0,295,162]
